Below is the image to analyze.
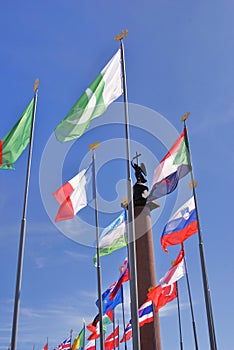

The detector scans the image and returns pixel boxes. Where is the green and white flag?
[55,49,123,143]
[0,99,34,170]
[94,210,127,266]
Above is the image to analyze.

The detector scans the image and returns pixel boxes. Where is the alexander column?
[131,153,162,350]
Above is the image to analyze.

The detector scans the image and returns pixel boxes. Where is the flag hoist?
[181,112,217,350]
[115,30,140,350]
[10,79,39,350]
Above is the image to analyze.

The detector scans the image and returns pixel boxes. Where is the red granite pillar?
[134,204,162,350]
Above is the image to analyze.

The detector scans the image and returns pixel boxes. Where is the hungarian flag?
[161,196,198,252]
[104,326,119,350]
[85,340,95,350]
[72,325,85,350]
[53,162,93,222]
[54,336,71,350]
[55,50,123,143]
[0,99,34,169]
[159,247,185,286]
[148,127,191,200]
[147,283,177,312]
[110,257,129,300]
[93,211,127,266]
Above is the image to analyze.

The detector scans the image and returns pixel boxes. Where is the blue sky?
[0,1,233,349]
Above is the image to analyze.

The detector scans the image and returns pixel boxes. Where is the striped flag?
[54,336,71,350]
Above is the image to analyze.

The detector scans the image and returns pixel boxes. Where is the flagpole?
[89,142,105,350]
[121,286,128,350]
[10,79,39,350]
[83,321,86,350]
[113,309,116,350]
[181,113,217,350]
[183,247,199,350]
[176,282,183,350]
[115,30,140,350]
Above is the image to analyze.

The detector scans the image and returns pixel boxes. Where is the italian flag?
[55,49,123,143]
[0,99,34,170]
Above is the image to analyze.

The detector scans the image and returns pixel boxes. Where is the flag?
[93,211,127,265]
[54,336,71,350]
[0,98,34,170]
[148,127,191,200]
[159,247,185,286]
[147,283,177,312]
[85,340,95,350]
[43,343,48,350]
[53,162,93,222]
[55,49,123,143]
[161,196,198,252]
[110,258,129,300]
[96,283,123,315]
[120,299,154,342]
[72,325,85,350]
[104,326,119,350]
[87,313,112,340]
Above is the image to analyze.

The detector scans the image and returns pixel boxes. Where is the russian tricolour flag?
[148,127,191,201]
[161,197,198,252]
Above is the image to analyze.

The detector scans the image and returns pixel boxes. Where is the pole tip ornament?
[89,141,100,151]
[121,197,128,208]
[189,179,198,189]
[114,30,128,41]
[181,111,190,122]
[34,79,39,92]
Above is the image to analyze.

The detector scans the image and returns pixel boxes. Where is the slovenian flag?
[93,211,127,265]
[120,299,154,342]
[55,49,123,143]
[161,197,198,252]
[53,162,93,222]
[148,127,191,201]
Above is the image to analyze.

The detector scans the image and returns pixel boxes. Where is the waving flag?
[148,127,191,200]
[43,343,48,350]
[72,325,85,350]
[0,99,34,170]
[85,340,95,350]
[87,312,112,340]
[161,197,198,252]
[159,247,185,286]
[96,283,123,315]
[53,162,93,222]
[110,258,129,300]
[104,326,119,350]
[54,336,71,350]
[93,211,127,265]
[120,299,154,342]
[147,283,177,312]
[55,49,123,143]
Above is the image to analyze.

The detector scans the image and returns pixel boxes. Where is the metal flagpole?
[10,79,39,350]
[115,30,140,350]
[176,282,183,350]
[121,284,128,350]
[113,309,116,350]
[183,247,199,350]
[89,142,105,350]
[181,112,217,350]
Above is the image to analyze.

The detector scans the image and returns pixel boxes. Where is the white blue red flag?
[54,336,71,350]
[161,196,198,252]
